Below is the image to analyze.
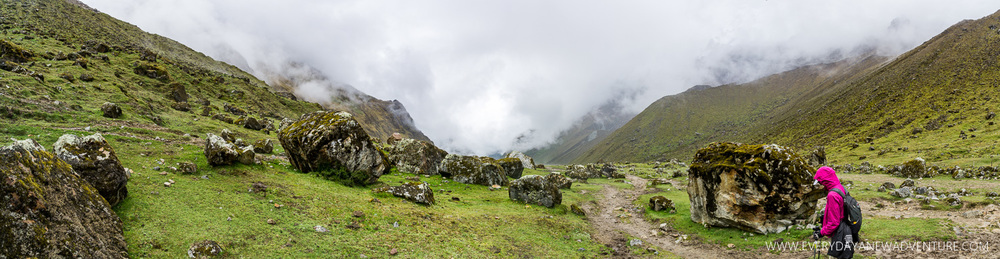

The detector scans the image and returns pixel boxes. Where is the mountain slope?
[580,9,1000,166]
[577,53,888,162]
[526,100,634,165]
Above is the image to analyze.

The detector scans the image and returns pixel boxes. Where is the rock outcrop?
[253,139,273,154]
[504,151,535,169]
[52,133,129,206]
[377,182,435,205]
[508,175,562,208]
[386,138,448,175]
[438,154,508,186]
[0,139,128,258]
[687,142,825,234]
[278,111,389,185]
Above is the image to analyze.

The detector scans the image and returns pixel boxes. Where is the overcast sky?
[81,0,998,155]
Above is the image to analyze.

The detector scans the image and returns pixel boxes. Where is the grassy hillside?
[581,9,1000,166]
[577,54,889,163]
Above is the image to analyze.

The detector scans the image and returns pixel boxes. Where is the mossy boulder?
[0,139,127,258]
[101,102,122,118]
[169,82,188,103]
[508,175,563,208]
[377,182,435,205]
[179,162,198,174]
[687,142,825,234]
[565,163,622,179]
[133,61,169,80]
[52,134,128,207]
[649,196,675,212]
[497,158,524,179]
[438,154,508,186]
[504,151,536,169]
[0,39,34,62]
[386,138,448,175]
[204,133,255,166]
[890,158,930,178]
[253,139,274,154]
[278,111,389,186]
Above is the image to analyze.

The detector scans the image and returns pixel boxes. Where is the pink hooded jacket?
[814,166,845,237]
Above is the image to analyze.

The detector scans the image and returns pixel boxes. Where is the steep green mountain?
[526,100,635,165]
[579,10,1000,167]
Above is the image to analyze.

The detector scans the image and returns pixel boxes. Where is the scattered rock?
[438,154,509,186]
[278,111,389,185]
[253,139,273,154]
[508,175,562,208]
[504,151,536,169]
[878,182,895,192]
[101,102,121,118]
[178,162,198,174]
[389,248,398,256]
[386,132,404,145]
[649,196,675,212]
[629,239,643,246]
[809,146,826,166]
[346,221,361,230]
[250,182,267,193]
[377,182,435,205]
[353,211,365,218]
[687,142,825,234]
[314,225,328,233]
[267,219,276,225]
[570,203,586,216]
[169,82,188,103]
[891,187,913,198]
[187,240,223,258]
[53,133,128,206]
[385,138,448,175]
[79,73,94,82]
[0,139,127,258]
[890,158,931,178]
[900,179,915,188]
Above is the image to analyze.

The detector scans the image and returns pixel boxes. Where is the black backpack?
[828,188,862,258]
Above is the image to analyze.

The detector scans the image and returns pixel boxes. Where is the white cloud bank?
[81,0,999,155]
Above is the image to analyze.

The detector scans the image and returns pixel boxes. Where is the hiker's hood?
[813,166,840,190]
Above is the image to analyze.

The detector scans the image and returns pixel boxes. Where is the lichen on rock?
[52,133,129,207]
[0,139,127,258]
[504,151,536,169]
[377,182,435,205]
[687,142,825,234]
[278,111,389,185]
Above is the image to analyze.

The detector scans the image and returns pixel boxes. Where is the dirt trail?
[583,175,747,258]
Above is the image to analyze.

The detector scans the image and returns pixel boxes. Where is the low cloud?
[82,0,998,155]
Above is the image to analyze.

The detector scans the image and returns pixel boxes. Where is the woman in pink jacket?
[814,166,845,237]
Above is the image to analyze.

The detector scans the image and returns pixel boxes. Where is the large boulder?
[278,111,389,185]
[0,139,128,258]
[508,175,562,208]
[386,138,448,175]
[253,139,274,154]
[438,154,508,186]
[687,142,825,234]
[565,163,623,179]
[378,182,435,205]
[205,133,255,166]
[101,102,121,118]
[504,151,535,169]
[545,173,572,189]
[496,158,524,179]
[52,134,128,207]
[891,158,929,178]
